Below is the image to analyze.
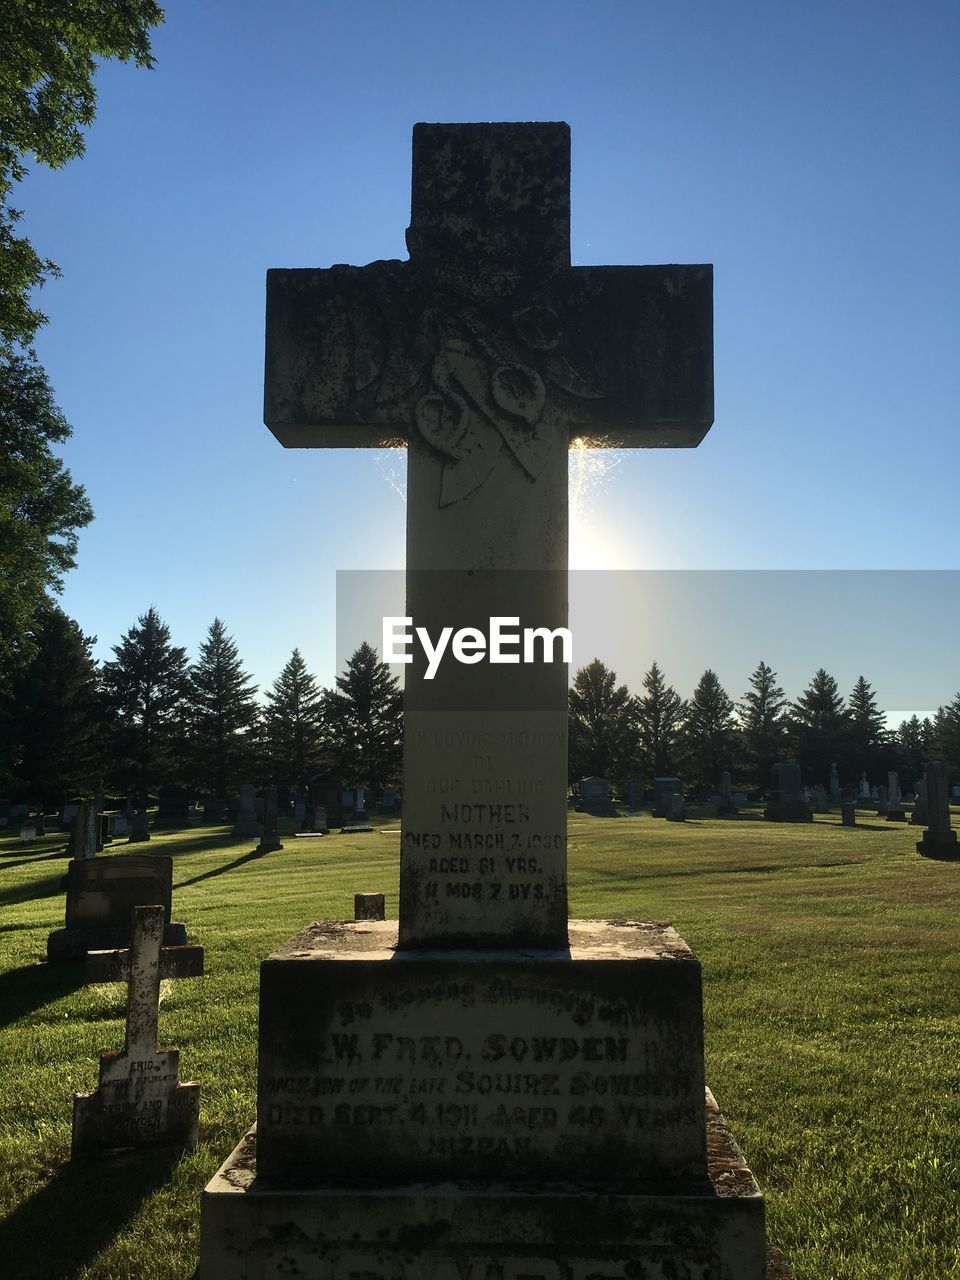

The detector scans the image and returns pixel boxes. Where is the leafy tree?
[0,351,92,687]
[0,1,164,347]
[324,642,402,794]
[679,669,737,793]
[737,660,788,786]
[186,618,259,797]
[846,675,887,780]
[632,661,684,784]
[261,648,325,789]
[568,658,635,784]
[5,605,100,806]
[788,668,848,785]
[99,607,188,803]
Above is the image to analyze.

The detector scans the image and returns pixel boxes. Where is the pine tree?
[846,675,887,781]
[737,660,788,786]
[100,607,188,803]
[186,618,259,797]
[928,694,960,777]
[7,606,101,807]
[568,659,635,784]
[893,714,932,790]
[325,642,402,794]
[679,669,736,793]
[788,668,848,785]
[633,661,684,784]
[262,648,325,789]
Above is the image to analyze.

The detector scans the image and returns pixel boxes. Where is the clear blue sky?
[19,0,960,719]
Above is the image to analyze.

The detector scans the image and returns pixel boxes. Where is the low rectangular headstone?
[72,905,200,1152]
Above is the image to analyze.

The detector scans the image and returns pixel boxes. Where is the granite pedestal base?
[199,1092,777,1280]
[198,920,777,1278]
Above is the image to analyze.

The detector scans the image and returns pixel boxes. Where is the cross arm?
[264,262,713,450]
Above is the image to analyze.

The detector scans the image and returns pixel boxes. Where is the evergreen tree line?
[0,607,402,809]
[3,608,959,809]
[569,659,960,796]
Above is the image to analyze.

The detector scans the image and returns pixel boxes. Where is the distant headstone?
[47,854,190,961]
[652,776,682,818]
[624,778,643,810]
[154,785,190,830]
[917,762,959,859]
[841,802,857,827]
[128,809,151,843]
[69,801,99,859]
[380,787,398,813]
[257,785,284,853]
[354,892,386,921]
[829,762,841,803]
[204,796,228,824]
[718,770,737,815]
[72,905,200,1153]
[310,774,344,828]
[19,821,37,841]
[577,776,614,813]
[911,778,928,826]
[812,785,830,814]
[667,791,686,822]
[234,783,259,837]
[876,784,888,816]
[293,793,307,827]
[764,762,812,823]
[312,805,328,833]
[111,813,129,838]
[886,770,906,821]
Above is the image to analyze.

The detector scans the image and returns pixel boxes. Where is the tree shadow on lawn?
[0,961,85,1029]
[0,1146,182,1280]
[0,872,64,908]
[174,845,269,890]
[151,831,250,858]
[0,846,71,872]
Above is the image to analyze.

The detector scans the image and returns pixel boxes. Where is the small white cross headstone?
[72,905,200,1153]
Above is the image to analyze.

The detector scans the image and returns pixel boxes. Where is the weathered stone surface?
[917,761,958,858]
[128,809,151,843]
[86,942,204,983]
[72,906,199,1153]
[256,920,706,1185]
[911,779,928,825]
[841,802,857,827]
[354,893,385,920]
[200,1091,769,1280]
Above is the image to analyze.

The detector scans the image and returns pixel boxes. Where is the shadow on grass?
[174,846,268,890]
[149,831,249,858]
[0,962,85,1029]
[0,873,63,907]
[0,847,71,872]
[0,1147,181,1280]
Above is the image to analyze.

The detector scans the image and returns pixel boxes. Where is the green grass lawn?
[1,809,958,1279]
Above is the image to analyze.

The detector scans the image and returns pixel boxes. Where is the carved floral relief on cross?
[320,263,605,506]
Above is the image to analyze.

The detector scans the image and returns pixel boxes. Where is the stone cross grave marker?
[199,123,782,1280]
[264,121,711,948]
[72,905,200,1153]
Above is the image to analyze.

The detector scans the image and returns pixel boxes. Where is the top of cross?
[263,121,712,457]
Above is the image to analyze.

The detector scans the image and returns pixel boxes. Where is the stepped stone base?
[199,1091,779,1279]
[47,921,188,961]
